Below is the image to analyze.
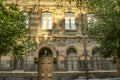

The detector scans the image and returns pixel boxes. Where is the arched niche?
[39,47,53,57]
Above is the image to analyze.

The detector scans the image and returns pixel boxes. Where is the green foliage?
[75,0,88,10]
[0,0,37,58]
[85,0,120,58]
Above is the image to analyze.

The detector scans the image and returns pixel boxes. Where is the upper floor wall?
[4,0,90,39]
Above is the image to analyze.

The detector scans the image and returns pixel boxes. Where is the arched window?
[91,47,102,70]
[66,48,78,71]
[92,47,100,58]
[92,47,116,70]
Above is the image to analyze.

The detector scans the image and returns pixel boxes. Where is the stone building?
[0,0,117,80]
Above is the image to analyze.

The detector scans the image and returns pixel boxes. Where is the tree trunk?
[0,55,1,68]
[116,57,120,77]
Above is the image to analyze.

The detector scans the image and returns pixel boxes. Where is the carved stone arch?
[34,43,57,58]
[90,45,101,58]
[89,44,100,57]
[39,47,53,57]
[65,46,78,57]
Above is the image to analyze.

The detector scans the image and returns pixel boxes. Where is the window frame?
[87,14,97,27]
[41,13,52,30]
[65,13,76,30]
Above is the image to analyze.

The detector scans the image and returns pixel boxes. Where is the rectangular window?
[42,13,52,30]
[24,12,29,28]
[87,14,97,27]
[65,13,76,30]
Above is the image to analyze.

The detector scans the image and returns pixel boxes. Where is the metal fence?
[0,57,116,71]
[53,58,116,71]
[0,57,117,80]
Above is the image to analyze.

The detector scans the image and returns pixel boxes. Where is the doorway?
[38,47,53,80]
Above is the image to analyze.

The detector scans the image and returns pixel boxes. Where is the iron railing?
[0,57,116,71]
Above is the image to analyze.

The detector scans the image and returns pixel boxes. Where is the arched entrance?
[66,48,78,71]
[38,47,53,80]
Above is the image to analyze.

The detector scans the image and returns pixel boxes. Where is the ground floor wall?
[0,56,117,71]
[0,71,118,80]
[0,39,118,80]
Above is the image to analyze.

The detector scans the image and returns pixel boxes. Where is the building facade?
[0,0,117,80]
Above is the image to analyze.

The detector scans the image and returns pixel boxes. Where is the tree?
[75,0,120,77]
[73,0,89,79]
[0,0,37,59]
[74,0,120,77]
[0,0,37,69]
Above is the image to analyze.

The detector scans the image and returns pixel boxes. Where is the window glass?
[67,48,77,71]
[65,13,76,30]
[48,17,52,29]
[87,14,97,27]
[71,17,75,29]
[41,13,52,30]
[24,12,29,28]
[65,17,70,29]
[42,17,47,29]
